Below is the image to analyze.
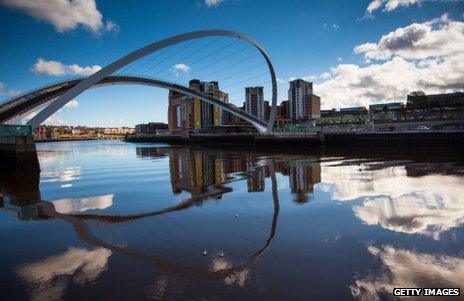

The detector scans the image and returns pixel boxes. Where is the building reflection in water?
[136,147,321,204]
[1,145,463,300]
[274,158,321,203]
[0,146,290,297]
[0,171,42,220]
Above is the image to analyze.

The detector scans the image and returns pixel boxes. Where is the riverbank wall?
[35,137,100,143]
[126,133,256,145]
[0,135,40,171]
[125,131,464,148]
[323,131,463,147]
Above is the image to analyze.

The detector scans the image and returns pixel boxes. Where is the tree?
[407,90,428,110]
[409,90,425,97]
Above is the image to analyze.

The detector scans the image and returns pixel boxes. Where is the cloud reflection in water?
[350,245,464,301]
[15,247,111,301]
[321,163,464,239]
[51,194,114,214]
[210,258,250,287]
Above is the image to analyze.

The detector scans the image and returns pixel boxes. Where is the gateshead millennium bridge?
[0,30,277,134]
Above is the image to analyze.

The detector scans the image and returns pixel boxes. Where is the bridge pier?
[0,168,41,220]
[0,125,40,172]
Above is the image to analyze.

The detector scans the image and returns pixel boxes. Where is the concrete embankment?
[0,135,40,171]
[125,131,464,148]
[126,134,256,145]
[256,134,323,146]
[323,131,463,147]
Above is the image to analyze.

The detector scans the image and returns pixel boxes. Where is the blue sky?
[0,0,463,126]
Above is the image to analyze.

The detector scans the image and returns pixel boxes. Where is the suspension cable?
[215,63,266,83]
[139,39,201,76]
[222,72,270,90]
[194,53,259,80]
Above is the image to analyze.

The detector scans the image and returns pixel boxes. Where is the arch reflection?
[0,145,325,293]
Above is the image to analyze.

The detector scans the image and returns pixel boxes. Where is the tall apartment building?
[280,100,290,119]
[168,90,188,130]
[260,100,293,128]
[306,94,321,119]
[168,79,229,131]
[275,100,292,128]
[245,86,264,120]
[223,103,246,126]
[288,79,321,120]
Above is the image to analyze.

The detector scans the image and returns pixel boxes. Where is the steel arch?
[0,75,268,131]
[26,30,278,133]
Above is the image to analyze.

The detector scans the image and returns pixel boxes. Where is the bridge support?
[0,125,40,171]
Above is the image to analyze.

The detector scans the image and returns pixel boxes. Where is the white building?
[288,79,313,120]
[245,86,264,120]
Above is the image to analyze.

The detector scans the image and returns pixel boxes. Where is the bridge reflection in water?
[0,145,323,283]
[2,143,464,300]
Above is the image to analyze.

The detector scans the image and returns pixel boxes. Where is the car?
[416,125,430,131]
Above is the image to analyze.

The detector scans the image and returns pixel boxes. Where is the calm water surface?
[1,140,464,300]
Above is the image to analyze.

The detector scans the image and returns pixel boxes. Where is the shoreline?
[34,137,122,143]
[124,131,464,148]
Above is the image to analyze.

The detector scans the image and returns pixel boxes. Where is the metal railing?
[0,124,32,136]
[0,76,85,107]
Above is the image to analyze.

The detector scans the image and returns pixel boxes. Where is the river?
[1,140,463,300]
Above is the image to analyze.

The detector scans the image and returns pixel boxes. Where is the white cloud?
[172,63,191,76]
[355,14,464,61]
[64,99,79,108]
[67,63,102,76]
[23,109,68,125]
[45,114,67,125]
[290,75,316,82]
[32,58,102,76]
[205,0,223,7]
[350,245,464,300]
[373,0,422,14]
[0,0,118,34]
[312,16,464,109]
[366,0,384,14]
[277,77,287,84]
[384,0,423,11]
[323,22,340,29]
[22,110,38,122]
[337,57,343,62]
[365,0,461,17]
[315,54,464,108]
[31,58,66,76]
[303,75,316,82]
[21,98,78,125]
[104,20,120,33]
[320,72,331,79]
[0,82,21,97]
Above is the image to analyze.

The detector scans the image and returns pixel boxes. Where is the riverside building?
[168,79,229,132]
